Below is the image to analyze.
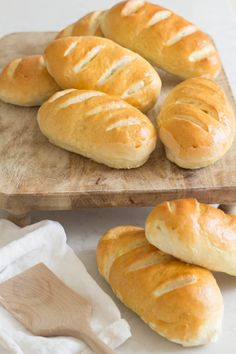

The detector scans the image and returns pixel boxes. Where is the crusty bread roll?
[44,36,162,112]
[157,77,236,169]
[97,225,223,346]
[0,55,60,107]
[146,198,236,276]
[100,0,221,79]
[37,89,157,169]
[57,11,104,39]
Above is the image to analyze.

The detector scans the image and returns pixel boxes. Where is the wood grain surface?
[0,32,236,216]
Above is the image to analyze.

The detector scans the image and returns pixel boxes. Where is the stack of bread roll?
[0,0,235,347]
[0,0,235,170]
[97,198,236,346]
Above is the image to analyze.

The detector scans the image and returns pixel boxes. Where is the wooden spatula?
[0,263,117,354]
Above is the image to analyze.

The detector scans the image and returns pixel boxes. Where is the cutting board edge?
[1,186,236,214]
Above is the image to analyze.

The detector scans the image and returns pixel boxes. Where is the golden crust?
[146,199,236,275]
[57,11,104,39]
[37,89,157,169]
[44,36,162,112]
[157,77,236,169]
[0,55,60,107]
[96,225,223,346]
[100,0,222,79]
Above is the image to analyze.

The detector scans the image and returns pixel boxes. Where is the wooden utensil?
[0,263,116,354]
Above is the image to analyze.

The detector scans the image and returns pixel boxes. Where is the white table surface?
[1,1,236,353]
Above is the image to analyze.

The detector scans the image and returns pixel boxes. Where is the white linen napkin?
[0,219,131,354]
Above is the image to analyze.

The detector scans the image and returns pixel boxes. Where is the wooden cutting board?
[0,32,236,223]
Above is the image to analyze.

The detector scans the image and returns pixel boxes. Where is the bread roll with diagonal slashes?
[0,55,60,107]
[96,226,223,346]
[44,36,162,112]
[157,77,236,169]
[37,89,157,169]
[57,11,104,39]
[100,0,221,79]
[146,199,236,276]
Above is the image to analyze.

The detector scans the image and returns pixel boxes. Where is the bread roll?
[100,0,221,79]
[97,225,223,346]
[0,55,60,107]
[157,77,236,169]
[57,11,104,39]
[37,89,157,169]
[44,36,161,112]
[146,198,236,275]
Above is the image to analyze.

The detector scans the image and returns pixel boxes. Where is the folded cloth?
[0,219,131,354]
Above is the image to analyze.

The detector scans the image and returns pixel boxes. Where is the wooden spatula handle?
[69,328,117,354]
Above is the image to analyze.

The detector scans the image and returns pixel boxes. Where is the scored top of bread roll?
[157,77,236,169]
[146,198,236,275]
[0,55,60,107]
[37,89,157,169]
[100,0,221,79]
[97,225,223,346]
[44,36,162,112]
[57,11,104,39]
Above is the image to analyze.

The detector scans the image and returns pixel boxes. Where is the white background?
[1,1,236,354]
[0,0,236,35]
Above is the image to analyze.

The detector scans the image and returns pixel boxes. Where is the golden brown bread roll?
[44,36,162,112]
[57,11,104,39]
[157,77,236,169]
[97,225,223,346]
[0,55,60,107]
[100,0,221,79]
[146,199,236,276]
[37,89,157,169]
